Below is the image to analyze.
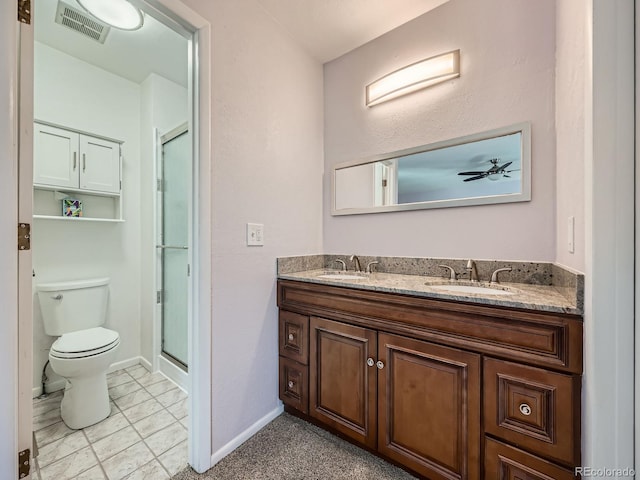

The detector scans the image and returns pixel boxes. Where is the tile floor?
[32,364,189,480]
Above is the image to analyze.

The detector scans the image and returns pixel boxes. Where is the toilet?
[37,277,120,430]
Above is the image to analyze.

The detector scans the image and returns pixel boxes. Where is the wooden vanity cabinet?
[277,280,583,479]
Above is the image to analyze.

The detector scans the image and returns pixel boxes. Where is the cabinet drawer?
[484,358,580,466]
[485,437,576,480]
[279,311,309,364]
[279,357,308,414]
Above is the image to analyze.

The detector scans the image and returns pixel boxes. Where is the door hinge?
[18,449,30,478]
[156,290,163,304]
[18,0,31,24]
[18,223,31,251]
[157,179,163,192]
[382,179,388,187]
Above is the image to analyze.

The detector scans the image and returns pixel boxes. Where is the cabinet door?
[309,317,377,448]
[485,438,577,480]
[33,123,79,188]
[79,135,120,193]
[377,333,481,480]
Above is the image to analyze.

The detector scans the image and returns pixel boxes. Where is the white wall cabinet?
[33,122,123,222]
[34,122,121,194]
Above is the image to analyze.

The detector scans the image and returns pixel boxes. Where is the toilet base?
[60,373,111,429]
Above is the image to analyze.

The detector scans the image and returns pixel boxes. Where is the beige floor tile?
[84,412,129,443]
[35,420,74,448]
[132,410,176,438]
[38,430,88,467]
[144,379,178,397]
[158,440,188,476]
[125,365,149,380]
[107,371,135,389]
[135,372,166,388]
[113,389,152,410]
[33,408,63,434]
[123,459,170,480]
[120,398,164,424]
[155,388,187,408]
[180,417,188,429]
[33,390,62,405]
[144,422,187,456]
[33,395,63,418]
[101,441,154,480]
[167,398,188,420]
[72,464,106,479]
[92,425,143,462]
[39,446,98,480]
[109,381,142,400]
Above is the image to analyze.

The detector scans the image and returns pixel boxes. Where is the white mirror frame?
[331,122,531,216]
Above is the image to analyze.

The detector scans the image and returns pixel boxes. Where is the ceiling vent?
[55,1,110,44]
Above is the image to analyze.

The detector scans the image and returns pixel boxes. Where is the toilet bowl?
[49,327,120,429]
[37,278,120,429]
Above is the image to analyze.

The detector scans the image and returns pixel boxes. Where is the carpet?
[171,412,417,479]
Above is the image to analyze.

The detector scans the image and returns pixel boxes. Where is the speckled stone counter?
[277,255,584,315]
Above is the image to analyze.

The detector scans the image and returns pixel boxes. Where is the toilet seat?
[50,327,120,359]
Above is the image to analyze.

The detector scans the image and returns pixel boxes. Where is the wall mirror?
[331,122,531,215]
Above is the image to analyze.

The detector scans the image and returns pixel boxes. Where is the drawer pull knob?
[288,333,294,341]
[288,381,294,388]
[519,403,532,416]
[376,361,385,370]
[367,358,375,367]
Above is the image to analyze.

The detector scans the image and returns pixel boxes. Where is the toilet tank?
[37,278,110,336]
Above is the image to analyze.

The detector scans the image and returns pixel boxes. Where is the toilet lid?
[51,327,119,359]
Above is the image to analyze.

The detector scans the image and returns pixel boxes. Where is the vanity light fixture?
[365,49,460,107]
[77,0,144,31]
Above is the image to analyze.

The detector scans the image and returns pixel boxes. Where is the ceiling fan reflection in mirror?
[457,158,517,182]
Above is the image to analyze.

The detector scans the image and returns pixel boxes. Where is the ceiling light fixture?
[365,49,460,107]
[77,0,144,31]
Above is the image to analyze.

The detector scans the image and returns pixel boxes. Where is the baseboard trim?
[139,356,152,373]
[108,356,142,374]
[32,379,66,398]
[158,355,188,391]
[210,405,284,467]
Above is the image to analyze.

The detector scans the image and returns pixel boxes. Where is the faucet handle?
[366,261,379,274]
[438,264,457,281]
[490,266,512,284]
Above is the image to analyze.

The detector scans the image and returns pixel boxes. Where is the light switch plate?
[247,223,264,246]
[567,216,575,253]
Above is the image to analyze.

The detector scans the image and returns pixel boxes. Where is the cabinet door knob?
[519,403,532,416]
[376,360,385,370]
[288,333,294,341]
[366,357,375,367]
[287,381,294,388]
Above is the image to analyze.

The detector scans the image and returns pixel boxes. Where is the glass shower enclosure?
[157,125,190,370]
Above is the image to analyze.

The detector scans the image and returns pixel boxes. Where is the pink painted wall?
[323,0,557,262]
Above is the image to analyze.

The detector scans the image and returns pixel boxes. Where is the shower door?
[158,126,190,370]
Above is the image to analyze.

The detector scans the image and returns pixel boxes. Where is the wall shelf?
[33,215,125,223]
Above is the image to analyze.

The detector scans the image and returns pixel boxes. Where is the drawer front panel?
[484,358,580,465]
[279,310,309,364]
[485,438,576,480]
[279,357,308,414]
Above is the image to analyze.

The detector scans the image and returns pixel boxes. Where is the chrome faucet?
[490,266,512,284]
[466,259,479,282]
[334,259,347,271]
[350,254,362,272]
[438,264,457,281]
[366,261,379,274]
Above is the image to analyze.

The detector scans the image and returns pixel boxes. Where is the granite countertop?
[278,269,581,315]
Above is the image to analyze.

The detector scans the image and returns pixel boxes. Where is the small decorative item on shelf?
[62,198,83,218]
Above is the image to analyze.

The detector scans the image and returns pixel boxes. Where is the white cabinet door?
[33,123,79,188]
[80,135,120,194]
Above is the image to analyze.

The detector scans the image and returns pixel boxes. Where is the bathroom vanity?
[277,257,583,480]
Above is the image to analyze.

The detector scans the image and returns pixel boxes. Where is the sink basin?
[428,284,515,296]
[317,272,368,280]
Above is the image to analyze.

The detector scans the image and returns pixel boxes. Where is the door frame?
[16,0,213,475]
